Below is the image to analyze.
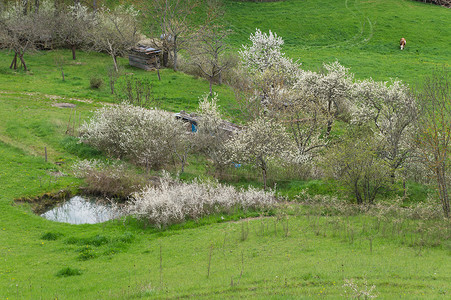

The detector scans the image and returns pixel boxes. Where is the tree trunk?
[19,54,27,71]
[71,45,76,60]
[162,51,168,67]
[355,181,362,204]
[110,80,114,94]
[173,46,178,72]
[34,0,39,13]
[326,118,333,137]
[112,55,118,72]
[209,78,213,96]
[93,0,97,12]
[437,167,450,218]
[10,53,18,70]
[260,157,268,190]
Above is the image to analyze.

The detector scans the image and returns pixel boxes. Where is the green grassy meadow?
[1,0,450,298]
[223,0,450,84]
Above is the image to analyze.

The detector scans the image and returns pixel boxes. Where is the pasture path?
[320,0,373,49]
[287,0,374,51]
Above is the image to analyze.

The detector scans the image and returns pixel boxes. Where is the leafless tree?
[415,69,450,218]
[190,25,232,95]
[149,0,199,71]
[90,5,139,72]
[0,2,46,71]
[271,91,328,163]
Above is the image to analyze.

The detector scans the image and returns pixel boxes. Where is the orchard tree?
[54,3,94,60]
[239,29,299,79]
[80,104,187,171]
[352,79,417,181]
[415,70,450,218]
[0,1,52,71]
[91,5,139,72]
[150,0,199,71]
[195,93,230,174]
[272,89,328,163]
[225,117,293,189]
[190,25,232,95]
[296,61,354,136]
[239,29,300,106]
[323,127,391,204]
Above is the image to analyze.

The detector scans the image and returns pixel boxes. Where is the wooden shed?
[128,45,161,71]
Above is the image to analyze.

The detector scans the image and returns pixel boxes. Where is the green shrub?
[41,231,62,241]
[77,246,97,261]
[90,77,103,89]
[56,267,82,277]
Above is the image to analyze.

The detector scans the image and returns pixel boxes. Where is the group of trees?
[0,0,139,71]
[0,1,448,217]
[0,0,233,90]
[79,26,449,218]
[234,29,450,217]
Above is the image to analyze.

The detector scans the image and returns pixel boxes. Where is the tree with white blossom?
[79,104,187,171]
[225,117,293,189]
[239,29,300,106]
[296,61,354,136]
[54,3,94,60]
[195,93,230,174]
[352,78,417,181]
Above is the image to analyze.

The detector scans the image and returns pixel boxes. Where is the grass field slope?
[224,0,450,84]
[0,0,450,299]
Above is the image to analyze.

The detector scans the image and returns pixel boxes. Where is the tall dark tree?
[415,70,451,218]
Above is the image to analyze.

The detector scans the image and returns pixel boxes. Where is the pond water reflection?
[41,196,118,224]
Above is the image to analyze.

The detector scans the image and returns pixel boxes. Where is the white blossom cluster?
[71,159,102,178]
[67,3,91,20]
[225,117,293,166]
[239,29,300,79]
[127,173,277,228]
[197,93,223,136]
[79,103,186,169]
[352,78,417,169]
[295,61,354,117]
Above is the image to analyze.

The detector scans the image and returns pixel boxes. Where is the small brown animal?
[400,38,406,50]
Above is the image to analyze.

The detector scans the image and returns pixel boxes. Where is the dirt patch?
[52,102,77,108]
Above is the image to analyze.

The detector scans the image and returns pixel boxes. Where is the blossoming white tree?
[352,78,417,180]
[239,29,300,107]
[296,61,354,136]
[225,117,293,189]
[195,93,230,174]
[80,104,187,170]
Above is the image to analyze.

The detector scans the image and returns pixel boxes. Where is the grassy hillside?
[0,0,450,298]
[223,0,450,84]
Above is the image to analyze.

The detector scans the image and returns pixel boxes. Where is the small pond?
[41,196,119,224]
